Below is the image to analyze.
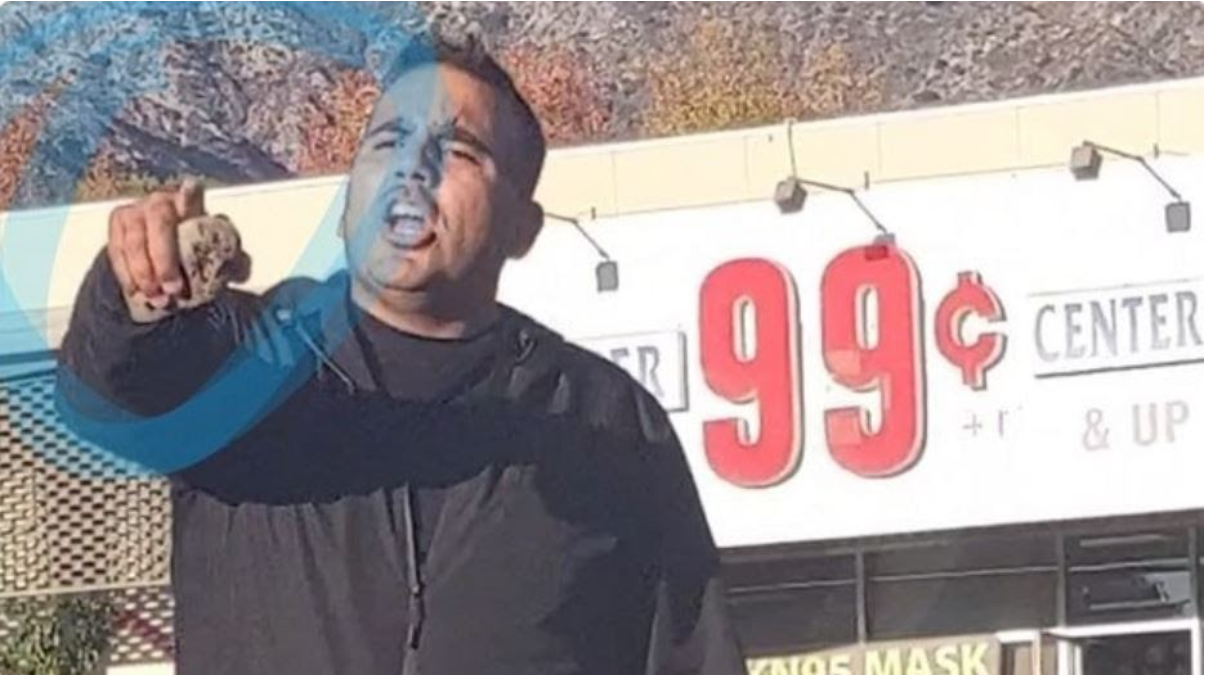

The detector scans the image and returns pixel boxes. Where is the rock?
[126,214,250,324]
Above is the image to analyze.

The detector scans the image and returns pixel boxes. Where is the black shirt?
[352,308,503,402]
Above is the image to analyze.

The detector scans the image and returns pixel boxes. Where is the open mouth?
[381,202,436,249]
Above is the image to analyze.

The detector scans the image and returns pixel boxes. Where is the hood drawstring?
[273,306,357,395]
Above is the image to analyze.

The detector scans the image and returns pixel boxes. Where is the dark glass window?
[724,553,857,656]
[1067,530,1189,567]
[729,585,858,656]
[1081,631,1192,675]
[867,533,1058,640]
[870,533,1056,576]
[868,572,1057,640]
[725,552,855,588]
[1066,530,1194,625]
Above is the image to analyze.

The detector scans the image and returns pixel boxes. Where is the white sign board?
[500,157,1205,547]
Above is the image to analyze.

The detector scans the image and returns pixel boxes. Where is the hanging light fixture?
[774,119,894,253]
[1069,140,1191,233]
[544,212,619,293]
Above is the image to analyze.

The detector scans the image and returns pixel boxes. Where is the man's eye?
[372,139,398,151]
[449,147,481,165]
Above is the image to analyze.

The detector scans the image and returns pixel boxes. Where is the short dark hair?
[382,32,547,198]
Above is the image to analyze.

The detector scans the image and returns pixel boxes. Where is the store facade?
[498,154,1204,675]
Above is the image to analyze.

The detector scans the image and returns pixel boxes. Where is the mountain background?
[1,1,1202,211]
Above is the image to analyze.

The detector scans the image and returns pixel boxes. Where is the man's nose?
[391,137,443,189]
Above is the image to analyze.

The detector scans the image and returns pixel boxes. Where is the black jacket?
[56,253,745,674]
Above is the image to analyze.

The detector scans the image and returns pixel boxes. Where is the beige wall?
[535,78,1204,217]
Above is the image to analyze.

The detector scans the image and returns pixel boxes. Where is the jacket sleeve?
[639,394,747,675]
[55,250,248,462]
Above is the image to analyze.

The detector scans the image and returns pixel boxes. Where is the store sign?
[500,157,1204,546]
[746,635,1002,676]
[1028,279,1201,377]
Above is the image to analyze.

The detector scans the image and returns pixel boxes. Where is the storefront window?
[722,519,1201,674]
[729,585,859,656]
[868,573,1057,641]
[1065,530,1195,625]
[867,533,1058,641]
[1080,631,1193,674]
[724,553,858,655]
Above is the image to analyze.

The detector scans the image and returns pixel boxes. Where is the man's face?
[340,63,540,309]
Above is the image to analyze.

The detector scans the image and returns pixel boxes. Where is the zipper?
[401,483,425,674]
[342,305,429,673]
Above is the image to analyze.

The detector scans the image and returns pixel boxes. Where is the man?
[57,35,744,674]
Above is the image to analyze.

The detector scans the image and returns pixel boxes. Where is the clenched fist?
[108,179,251,323]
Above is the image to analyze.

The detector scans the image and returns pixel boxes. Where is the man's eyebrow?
[365,119,414,138]
[446,126,494,158]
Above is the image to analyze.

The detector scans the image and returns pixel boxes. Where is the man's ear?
[508,199,544,260]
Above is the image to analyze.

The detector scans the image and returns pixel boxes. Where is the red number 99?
[699,259,802,487]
